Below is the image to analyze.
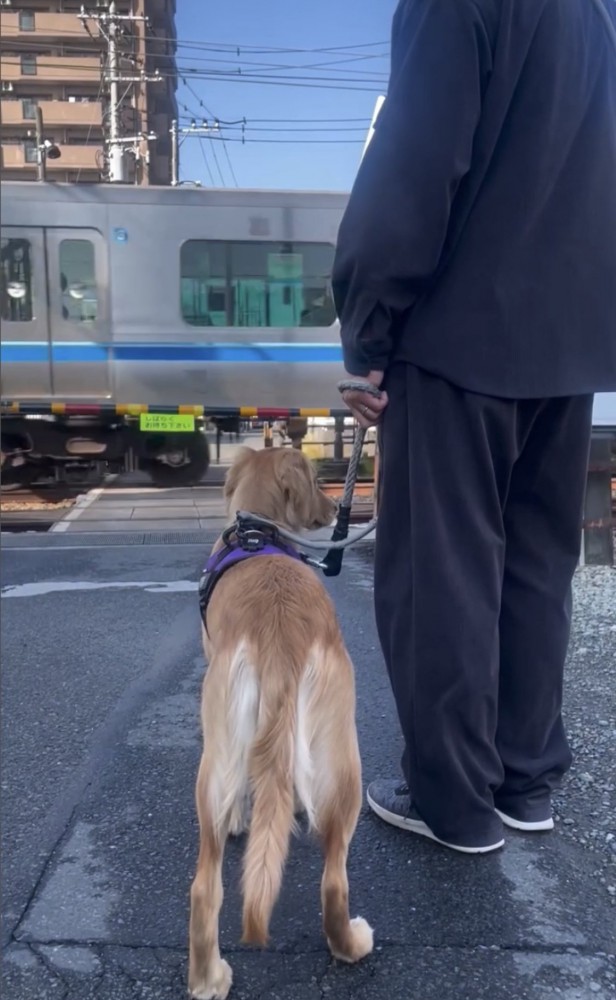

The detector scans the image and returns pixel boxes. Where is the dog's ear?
[278,449,318,527]
[279,448,313,492]
[223,446,255,501]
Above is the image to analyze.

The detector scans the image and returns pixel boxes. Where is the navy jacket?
[332,0,616,398]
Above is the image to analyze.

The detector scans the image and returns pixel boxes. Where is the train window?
[59,239,98,321]
[180,240,336,327]
[1,237,34,322]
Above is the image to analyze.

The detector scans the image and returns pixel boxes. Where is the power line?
[242,116,373,123]
[1,28,389,60]
[1,24,388,50]
[178,120,369,133]
[180,134,365,145]
[5,37,389,78]
[179,71,384,92]
[178,117,373,125]
[207,133,226,185]
[1,55,386,90]
[181,39,390,54]
[197,138,216,186]
[221,139,239,187]
[182,79,238,188]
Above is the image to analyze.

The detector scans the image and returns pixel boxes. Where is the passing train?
[0,181,351,485]
[2,181,615,488]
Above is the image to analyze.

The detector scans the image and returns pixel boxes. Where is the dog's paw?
[328,916,374,964]
[348,916,374,960]
[188,958,233,1000]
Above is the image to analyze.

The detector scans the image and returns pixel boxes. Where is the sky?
[174,0,398,192]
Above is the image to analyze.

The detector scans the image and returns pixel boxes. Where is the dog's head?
[224,446,336,531]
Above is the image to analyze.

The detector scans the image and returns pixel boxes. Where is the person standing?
[333,0,616,853]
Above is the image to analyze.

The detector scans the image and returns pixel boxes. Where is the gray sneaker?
[366,780,505,855]
[495,808,554,832]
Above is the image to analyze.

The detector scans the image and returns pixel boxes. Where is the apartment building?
[0,0,177,184]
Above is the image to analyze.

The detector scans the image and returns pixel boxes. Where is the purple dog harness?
[198,517,305,634]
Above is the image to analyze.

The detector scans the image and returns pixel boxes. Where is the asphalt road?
[1,535,614,1000]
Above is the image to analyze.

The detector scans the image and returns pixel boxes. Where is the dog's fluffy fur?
[188,446,373,1000]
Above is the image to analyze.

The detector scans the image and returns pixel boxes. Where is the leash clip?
[238,528,267,552]
[232,510,278,553]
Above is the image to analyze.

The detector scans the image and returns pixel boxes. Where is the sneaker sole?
[366,790,505,855]
[495,808,554,832]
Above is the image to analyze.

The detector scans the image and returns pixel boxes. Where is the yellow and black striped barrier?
[0,401,348,419]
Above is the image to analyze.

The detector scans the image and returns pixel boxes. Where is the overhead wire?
[4,27,388,171]
[182,77,238,187]
[1,23,388,53]
[180,134,365,145]
[5,37,389,80]
[1,55,387,91]
[198,138,217,186]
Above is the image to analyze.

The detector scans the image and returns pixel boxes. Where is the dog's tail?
[241,643,302,946]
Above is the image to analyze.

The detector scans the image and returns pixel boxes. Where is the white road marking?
[50,475,118,533]
[1,580,197,598]
[0,543,211,551]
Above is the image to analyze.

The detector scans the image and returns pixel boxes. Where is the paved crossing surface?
[1,531,614,1000]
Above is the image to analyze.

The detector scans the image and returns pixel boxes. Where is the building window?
[1,238,34,323]
[24,141,38,164]
[22,99,38,120]
[21,54,37,76]
[19,11,35,31]
[180,241,336,328]
[59,239,98,321]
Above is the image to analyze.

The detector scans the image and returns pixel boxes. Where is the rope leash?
[317,379,382,575]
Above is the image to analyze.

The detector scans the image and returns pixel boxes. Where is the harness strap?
[198,535,304,636]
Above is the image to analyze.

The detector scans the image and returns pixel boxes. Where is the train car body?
[1,181,351,408]
[1,180,614,486]
[0,181,350,483]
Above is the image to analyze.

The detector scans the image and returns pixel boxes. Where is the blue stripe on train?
[0,342,344,364]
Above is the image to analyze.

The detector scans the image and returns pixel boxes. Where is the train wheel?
[143,431,210,488]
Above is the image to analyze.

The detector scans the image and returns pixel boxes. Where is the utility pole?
[35,106,45,182]
[170,118,178,186]
[79,3,162,183]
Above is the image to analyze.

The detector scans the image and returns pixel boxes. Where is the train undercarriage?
[0,413,212,487]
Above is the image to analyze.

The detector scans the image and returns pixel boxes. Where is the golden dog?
[188,446,373,999]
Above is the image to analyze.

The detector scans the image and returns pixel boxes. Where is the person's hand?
[340,371,388,428]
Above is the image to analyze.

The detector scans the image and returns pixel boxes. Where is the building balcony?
[1,142,102,172]
[1,55,101,85]
[0,98,103,129]
[0,11,99,43]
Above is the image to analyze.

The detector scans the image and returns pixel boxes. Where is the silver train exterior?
[3,181,614,486]
[0,181,352,483]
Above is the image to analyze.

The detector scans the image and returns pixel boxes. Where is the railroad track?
[4,475,609,535]
[0,479,102,531]
[0,485,90,504]
[0,475,376,534]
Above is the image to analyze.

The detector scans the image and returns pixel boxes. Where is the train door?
[45,228,111,398]
[0,226,52,398]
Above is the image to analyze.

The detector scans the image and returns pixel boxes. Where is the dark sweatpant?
[374,363,594,847]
